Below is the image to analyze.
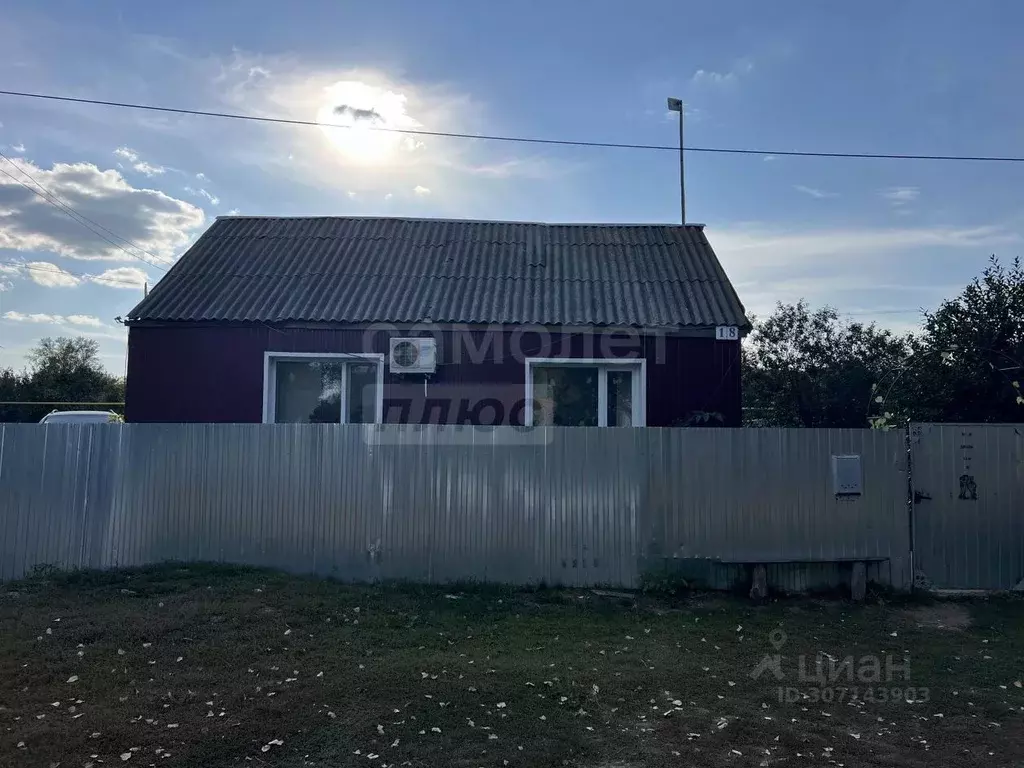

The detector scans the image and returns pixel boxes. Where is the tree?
[0,367,30,423]
[28,337,107,376]
[900,256,1024,423]
[0,337,125,423]
[743,301,912,427]
[744,257,1024,428]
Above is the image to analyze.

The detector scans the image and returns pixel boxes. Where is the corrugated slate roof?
[127,216,748,328]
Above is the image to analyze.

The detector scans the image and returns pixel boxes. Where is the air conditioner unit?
[389,337,437,374]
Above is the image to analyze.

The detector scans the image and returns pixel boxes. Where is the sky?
[0,1,1022,373]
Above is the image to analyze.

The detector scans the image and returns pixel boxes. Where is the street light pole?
[667,97,685,224]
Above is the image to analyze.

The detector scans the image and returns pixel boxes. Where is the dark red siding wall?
[125,325,741,426]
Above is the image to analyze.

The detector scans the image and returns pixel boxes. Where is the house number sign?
[715,326,739,341]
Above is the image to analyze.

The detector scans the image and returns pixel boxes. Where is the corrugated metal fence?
[0,424,913,590]
[910,423,1024,590]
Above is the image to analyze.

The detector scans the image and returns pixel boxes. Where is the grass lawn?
[1,565,1022,768]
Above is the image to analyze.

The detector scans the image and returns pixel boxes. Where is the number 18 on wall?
[715,326,739,341]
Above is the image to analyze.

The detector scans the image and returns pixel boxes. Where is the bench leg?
[749,564,768,600]
[851,561,867,602]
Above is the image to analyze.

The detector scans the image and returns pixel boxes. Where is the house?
[124,216,749,426]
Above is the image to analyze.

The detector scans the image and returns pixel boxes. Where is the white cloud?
[225,208,241,215]
[880,186,920,207]
[793,185,838,199]
[1,311,125,344]
[384,192,393,201]
[0,158,204,261]
[4,311,63,324]
[710,222,1020,329]
[692,69,737,86]
[413,185,431,196]
[10,143,25,154]
[691,59,754,87]
[459,157,558,180]
[66,314,106,328]
[114,146,166,176]
[710,223,1018,269]
[3,310,109,329]
[0,263,21,293]
[185,186,220,206]
[90,266,149,289]
[196,172,208,181]
[25,261,81,287]
[133,161,166,177]
[0,261,149,290]
[346,191,357,199]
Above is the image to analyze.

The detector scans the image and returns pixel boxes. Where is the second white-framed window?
[524,358,646,427]
[263,352,384,424]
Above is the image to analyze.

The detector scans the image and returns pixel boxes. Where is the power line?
[0,151,172,270]
[3,88,1024,164]
[5,155,175,267]
[3,260,145,288]
[0,160,170,273]
[0,160,160,272]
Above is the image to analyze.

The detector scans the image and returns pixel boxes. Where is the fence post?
[905,424,915,592]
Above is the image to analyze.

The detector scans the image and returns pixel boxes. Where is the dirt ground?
[899,603,974,631]
[1,565,1022,767]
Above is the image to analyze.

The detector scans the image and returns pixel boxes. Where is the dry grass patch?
[0,565,1022,767]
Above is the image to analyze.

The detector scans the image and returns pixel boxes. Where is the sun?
[317,81,419,165]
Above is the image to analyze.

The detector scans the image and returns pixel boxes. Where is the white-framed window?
[524,358,646,427]
[262,352,384,424]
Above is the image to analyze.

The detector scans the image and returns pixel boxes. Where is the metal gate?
[910,423,1024,589]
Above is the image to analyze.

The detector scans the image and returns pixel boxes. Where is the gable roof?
[127,216,748,329]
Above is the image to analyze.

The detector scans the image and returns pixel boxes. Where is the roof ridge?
[213,214,707,228]
[160,272,730,283]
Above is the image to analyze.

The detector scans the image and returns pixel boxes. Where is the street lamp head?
[666,97,683,112]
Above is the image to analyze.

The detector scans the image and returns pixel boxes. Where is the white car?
[38,410,123,424]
